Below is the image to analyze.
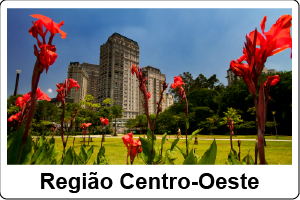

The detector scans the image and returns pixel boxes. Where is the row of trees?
[8,71,291,136]
[125,71,292,136]
[7,95,124,136]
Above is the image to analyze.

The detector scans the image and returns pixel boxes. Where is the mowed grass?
[41,135,292,165]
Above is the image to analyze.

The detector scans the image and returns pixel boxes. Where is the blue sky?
[6,8,292,99]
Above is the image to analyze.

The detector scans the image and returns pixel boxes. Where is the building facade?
[67,62,89,104]
[81,62,100,105]
[139,65,173,115]
[226,68,241,86]
[165,93,174,108]
[99,33,140,127]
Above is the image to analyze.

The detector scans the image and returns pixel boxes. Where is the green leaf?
[7,133,15,149]
[153,141,161,163]
[96,146,107,165]
[79,145,88,162]
[51,159,57,165]
[7,126,32,164]
[228,150,241,165]
[38,135,47,148]
[31,144,45,164]
[163,150,175,165]
[161,132,167,151]
[35,145,47,164]
[62,147,73,164]
[146,128,156,141]
[40,144,56,164]
[187,129,201,151]
[198,139,217,165]
[175,145,187,159]
[183,149,197,164]
[87,145,94,161]
[139,137,155,164]
[170,138,180,150]
[242,154,255,165]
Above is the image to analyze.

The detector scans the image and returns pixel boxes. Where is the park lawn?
[46,135,292,165]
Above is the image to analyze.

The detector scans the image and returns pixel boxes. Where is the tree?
[199,115,220,135]
[110,105,124,136]
[80,95,101,110]
[135,115,147,136]
[220,107,243,135]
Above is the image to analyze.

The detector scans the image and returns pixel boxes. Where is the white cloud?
[47,88,53,93]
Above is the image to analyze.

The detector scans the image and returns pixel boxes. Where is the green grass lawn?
[40,134,292,165]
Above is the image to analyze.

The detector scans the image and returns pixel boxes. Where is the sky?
[6,7,292,99]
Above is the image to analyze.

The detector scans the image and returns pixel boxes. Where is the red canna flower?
[264,75,280,87]
[56,78,80,102]
[230,15,292,97]
[16,93,31,109]
[100,117,109,126]
[80,123,92,135]
[68,78,80,92]
[30,14,67,39]
[29,14,66,74]
[15,87,50,109]
[81,123,92,128]
[36,87,51,101]
[122,132,142,165]
[131,63,138,75]
[8,112,21,122]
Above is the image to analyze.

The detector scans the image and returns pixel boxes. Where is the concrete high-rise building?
[81,62,100,105]
[67,62,89,104]
[226,68,241,86]
[139,65,173,115]
[165,93,174,108]
[99,33,140,126]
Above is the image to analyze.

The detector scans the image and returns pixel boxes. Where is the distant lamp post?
[14,70,21,96]
[272,111,278,139]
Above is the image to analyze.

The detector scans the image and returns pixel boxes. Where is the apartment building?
[81,62,100,105]
[66,62,89,104]
[99,33,140,127]
[139,65,173,115]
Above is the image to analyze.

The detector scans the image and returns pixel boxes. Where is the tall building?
[139,65,173,115]
[99,33,140,125]
[165,93,174,108]
[67,62,89,104]
[81,62,100,105]
[226,68,241,86]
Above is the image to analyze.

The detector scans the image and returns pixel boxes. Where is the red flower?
[36,87,51,101]
[38,44,57,73]
[30,14,67,39]
[147,92,151,99]
[131,63,138,75]
[68,78,80,92]
[56,78,80,102]
[81,123,92,128]
[80,123,92,135]
[16,93,31,109]
[264,75,280,87]
[230,15,292,97]
[171,76,185,89]
[15,88,50,108]
[29,14,66,74]
[122,132,142,165]
[8,112,21,122]
[100,117,109,125]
